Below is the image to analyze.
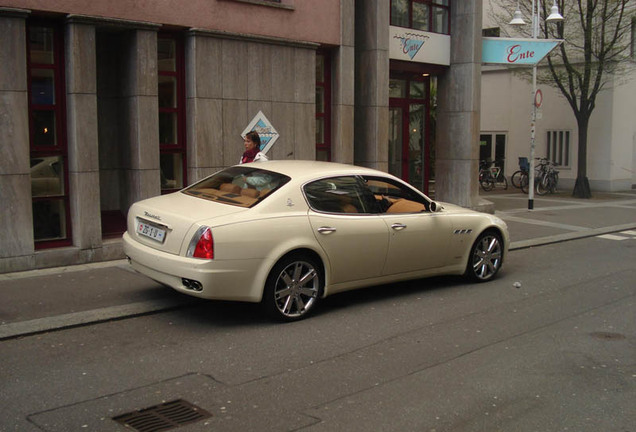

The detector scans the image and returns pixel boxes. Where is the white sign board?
[241,111,279,154]
[389,26,450,66]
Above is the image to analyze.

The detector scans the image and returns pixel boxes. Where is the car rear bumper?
[122,232,265,302]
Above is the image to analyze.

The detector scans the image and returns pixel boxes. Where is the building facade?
[1,0,484,273]
[480,1,636,192]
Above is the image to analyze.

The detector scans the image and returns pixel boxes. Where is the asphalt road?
[1,235,635,432]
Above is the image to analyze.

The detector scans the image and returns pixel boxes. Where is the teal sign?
[482,37,562,65]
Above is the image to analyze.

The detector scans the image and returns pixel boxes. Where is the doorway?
[389,74,431,194]
[479,133,507,174]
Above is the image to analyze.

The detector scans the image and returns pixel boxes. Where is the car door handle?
[317,226,337,234]
[391,223,407,231]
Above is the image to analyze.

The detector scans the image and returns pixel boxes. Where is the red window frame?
[158,32,187,194]
[27,21,72,249]
[316,50,332,161]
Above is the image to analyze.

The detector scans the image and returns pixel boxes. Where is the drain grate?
[113,399,212,432]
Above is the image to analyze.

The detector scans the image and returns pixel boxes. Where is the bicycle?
[535,158,559,195]
[479,160,508,191]
[511,157,528,189]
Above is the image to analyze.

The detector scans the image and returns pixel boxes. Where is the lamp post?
[510,0,562,210]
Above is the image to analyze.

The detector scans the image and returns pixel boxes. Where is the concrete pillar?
[0,8,34,272]
[122,27,160,211]
[65,17,102,251]
[331,0,355,164]
[354,0,389,171]
[436,0,492,211]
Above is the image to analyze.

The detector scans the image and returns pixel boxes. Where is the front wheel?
[262,254,323,322]
[536,175,550,195]
[520,173,529,193]
[465,231,504,282]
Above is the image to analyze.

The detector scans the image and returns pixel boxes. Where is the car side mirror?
[429,201,442,212]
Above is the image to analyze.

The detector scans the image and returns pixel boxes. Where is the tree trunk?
[572,114,592,198]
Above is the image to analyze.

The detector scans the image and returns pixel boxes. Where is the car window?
[183,166,290,208]
[303,176,379,214]
[362,176,430,213]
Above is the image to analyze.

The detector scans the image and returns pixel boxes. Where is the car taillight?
[188,227,214,259]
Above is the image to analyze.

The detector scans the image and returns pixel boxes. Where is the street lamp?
[510,0,562,210]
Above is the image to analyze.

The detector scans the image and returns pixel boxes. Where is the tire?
[496,174,508,190]
[466,231,504,282]
[536,175,549,195]
[479,172,494,191]
[262,253,323,322]
[510,170,523,188]
[520,173,529,194]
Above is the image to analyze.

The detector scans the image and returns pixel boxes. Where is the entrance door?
[479,133,507,174]
[389,76,431,194]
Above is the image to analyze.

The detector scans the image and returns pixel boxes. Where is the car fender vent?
[113,399,212,432]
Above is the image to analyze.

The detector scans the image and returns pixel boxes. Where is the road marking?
[596,231,636,241]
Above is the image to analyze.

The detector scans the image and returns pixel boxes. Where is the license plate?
[136,219,166,243]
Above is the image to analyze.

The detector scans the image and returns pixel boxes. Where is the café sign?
[482,37,562,65]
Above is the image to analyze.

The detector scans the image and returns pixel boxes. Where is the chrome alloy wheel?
[266,257,322,321]
[469,232,503,282]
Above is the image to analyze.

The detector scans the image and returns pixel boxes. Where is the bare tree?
[488,0,633,198]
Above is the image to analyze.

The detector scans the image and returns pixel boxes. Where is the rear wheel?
[262,254,323,322]
[536,175,550,195]
[510,170,524,188]
[466,231,503,282]
[479,172,494,191]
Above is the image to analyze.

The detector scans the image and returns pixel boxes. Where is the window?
[546,130,571,168]
[390,0,451,35]
[316,51,331,161]
[158,33,187,193]
[183,166,290,208]
[27,22,71,248]
[303,177,379,214]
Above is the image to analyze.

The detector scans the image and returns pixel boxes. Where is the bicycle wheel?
[480,176,494,191]
[520,173,529,193]
[511,170,523,188]
[496,173,508,190]
[536,175,549,195]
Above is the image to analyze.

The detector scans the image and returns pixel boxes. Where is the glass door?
[389,75,431,194]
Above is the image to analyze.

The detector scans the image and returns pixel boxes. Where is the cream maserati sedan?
[123,161,509,321]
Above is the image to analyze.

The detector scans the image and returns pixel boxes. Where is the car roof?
[240,160,388,183]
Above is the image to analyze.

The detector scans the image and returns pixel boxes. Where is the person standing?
[240,131,268,164]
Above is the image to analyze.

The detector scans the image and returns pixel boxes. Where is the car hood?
[126,191,247,255]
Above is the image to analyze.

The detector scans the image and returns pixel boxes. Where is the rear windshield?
[182,166,290,208]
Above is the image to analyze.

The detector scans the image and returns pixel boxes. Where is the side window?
[303,176,378,214]
[363,176,429,213]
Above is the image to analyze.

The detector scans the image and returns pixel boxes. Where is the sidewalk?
[2,189,636,340]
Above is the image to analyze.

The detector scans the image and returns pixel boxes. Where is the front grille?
[113,399,212,432]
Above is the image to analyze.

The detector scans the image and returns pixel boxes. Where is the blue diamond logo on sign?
[242,111,279,154]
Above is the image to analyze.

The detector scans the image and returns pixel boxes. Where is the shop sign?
[242,111,279,154]
[482,37,562,65]
[389,26,450,66]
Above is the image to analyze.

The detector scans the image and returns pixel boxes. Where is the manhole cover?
[589,331,626,341]
[113,399,211,432]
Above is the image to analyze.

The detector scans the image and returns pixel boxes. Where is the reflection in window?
[160,153,184,190]
[390,0,451,35]
[29,26,55,64]
[31,155,64,197]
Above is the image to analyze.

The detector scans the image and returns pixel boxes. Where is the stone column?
[436,0,492,212]
[331,0,355,164]
[354,0,389,171]
[65,17,102,251]
[122,27,160,211]
[0,8,33,272]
